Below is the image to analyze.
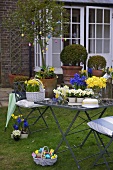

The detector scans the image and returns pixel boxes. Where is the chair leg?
[17,106,48,134]
[92,131,113,170]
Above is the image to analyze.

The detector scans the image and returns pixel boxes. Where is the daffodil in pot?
[25,79,45,102]
[35,66,57,98]
[53,85,69,104]
[85,76,107,102]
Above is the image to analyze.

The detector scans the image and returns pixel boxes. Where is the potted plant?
[11,114,29,139]
[87,55,107,77]
[25,79,45,102]
[60,44,88,85]
[35,66,57,98]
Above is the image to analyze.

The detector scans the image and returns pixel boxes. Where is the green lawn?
[0,106,113,170]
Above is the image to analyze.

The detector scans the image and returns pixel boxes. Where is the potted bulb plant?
[87,55,107,77]
[60,44,88,85]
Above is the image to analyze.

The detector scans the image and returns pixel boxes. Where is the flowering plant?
[85,76,107,89]
[75,89,94,98]
[35,66,57,79]
[25,79,44,92]
[53,85,69,103]
[70,73,87,90]
[12,130,21,138]
[12,114,29,134]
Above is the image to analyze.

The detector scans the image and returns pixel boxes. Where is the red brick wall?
[0,0,34,87]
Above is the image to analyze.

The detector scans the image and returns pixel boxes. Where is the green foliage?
[60,44,88,66]
[14,76,29,82]
[3,0,69,66]
[88,55,107,70]
[35,66,56,79]
[1,107,113,170]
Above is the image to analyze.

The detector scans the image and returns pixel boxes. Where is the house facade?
[1,0,113,87]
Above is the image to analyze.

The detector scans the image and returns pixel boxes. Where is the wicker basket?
[26,90,45,102]
[32,146,57,166]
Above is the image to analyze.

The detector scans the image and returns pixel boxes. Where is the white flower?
[12,130,21,137]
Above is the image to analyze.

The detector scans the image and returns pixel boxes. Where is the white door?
[86,6,112,68]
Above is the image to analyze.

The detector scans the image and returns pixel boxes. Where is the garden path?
[0,88,12,107]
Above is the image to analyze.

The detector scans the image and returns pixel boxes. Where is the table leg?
[49,106,81,169]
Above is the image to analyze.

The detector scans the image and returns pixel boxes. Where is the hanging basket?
[26,90,45,102]
[32,146,58,166]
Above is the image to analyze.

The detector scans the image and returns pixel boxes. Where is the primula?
[25,79,43,92]
[85,76,107,89]
[35,66,56,79]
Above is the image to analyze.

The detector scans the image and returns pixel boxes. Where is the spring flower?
[70,73,87,90]
[85,76,107,89]
[25,79,44,92]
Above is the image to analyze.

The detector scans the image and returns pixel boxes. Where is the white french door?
[86,6,112,68]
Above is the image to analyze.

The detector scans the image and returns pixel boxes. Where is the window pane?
[72,9,80,22]
[96,25,102,38]
[104,40,110,53]
[89,24,95,38]
[63,39,70,48]
[97,9,103,23]
[52,54,61,67]
[63,24,70,38]
[52,39,61,53]
[104,25,110,38]
[89,39,95,53]
[104,10,110,23]
[96,39,102,53]
[72,24,80,38]
[89,9,95,23]
[72,39,80,44]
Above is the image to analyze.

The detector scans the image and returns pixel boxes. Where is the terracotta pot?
[92,70,103,77]
[41,78,57,98]
[61,66,83,85]
[8,74,25,88]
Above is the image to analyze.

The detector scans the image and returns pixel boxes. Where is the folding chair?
[13,81,48,134]
[87,116,113,170]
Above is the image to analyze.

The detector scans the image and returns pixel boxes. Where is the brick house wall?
[0,0,34,87]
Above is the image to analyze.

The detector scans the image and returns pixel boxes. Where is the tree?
[4,0,69,66]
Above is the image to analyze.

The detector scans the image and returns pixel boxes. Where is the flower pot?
[11,133,28,139]
[92,70,103,77]
[61,66,82,86]
[21,133,28,139]
[41,78,57,98]
[77,98,84,103]
[68,97,76,103]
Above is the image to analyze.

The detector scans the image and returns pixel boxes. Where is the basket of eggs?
[32,146,58,166]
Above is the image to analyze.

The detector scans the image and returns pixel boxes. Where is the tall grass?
[0,106,113,170]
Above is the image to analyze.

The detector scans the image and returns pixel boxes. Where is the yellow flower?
[86,76,107,89]
[49,67,55,72]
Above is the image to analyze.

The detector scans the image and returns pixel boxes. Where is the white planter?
[68,97,76,103]
[77,98,84,103]
[26,90,45,102]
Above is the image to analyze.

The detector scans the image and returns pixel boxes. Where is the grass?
[0,106,113,170]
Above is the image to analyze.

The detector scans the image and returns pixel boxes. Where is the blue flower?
[23,120,29,128]
[13,124,19,130]
[17,117,22,124]
[70,73,87,90]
